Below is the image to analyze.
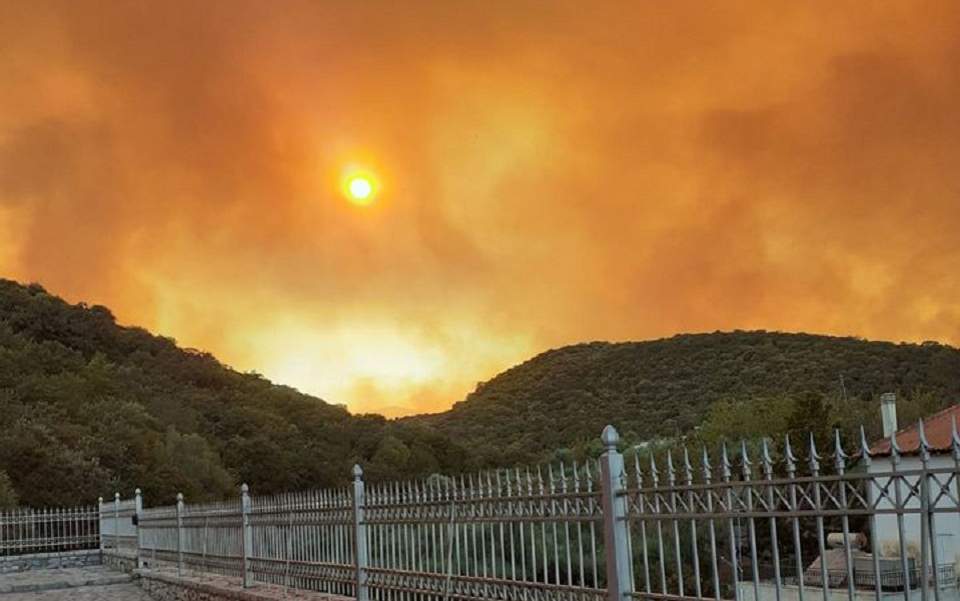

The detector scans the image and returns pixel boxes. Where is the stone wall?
[102,550,139,573]
[0,549,101,574]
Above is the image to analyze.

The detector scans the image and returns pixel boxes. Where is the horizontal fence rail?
[28,418,960,601]
[0,505,99,557]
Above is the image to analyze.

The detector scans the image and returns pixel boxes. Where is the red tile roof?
[870,403,960,456]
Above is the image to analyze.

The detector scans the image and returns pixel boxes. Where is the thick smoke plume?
[2,1,959,414]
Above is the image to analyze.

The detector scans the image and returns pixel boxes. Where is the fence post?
[97,497,104,552]
[599,425,633,601]
[176,493,184,577]
[241,483,254,588]
[113,492,120,551]
[353,464,369,601]
[134,488,144,568]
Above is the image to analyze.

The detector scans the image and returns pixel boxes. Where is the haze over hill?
[2,278,960,507]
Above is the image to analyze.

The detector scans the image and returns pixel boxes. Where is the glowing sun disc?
[343,173,377,205]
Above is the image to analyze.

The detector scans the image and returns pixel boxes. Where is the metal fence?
[0,505,99,557]
[137,493,244,577]
[134,458,611,601]
[114,420,960,601]
[620,421,960,601]
[99,492,139,552]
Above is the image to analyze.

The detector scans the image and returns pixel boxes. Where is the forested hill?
[0,279,470,508]
[408,332,960,465]
[3,278,960,509]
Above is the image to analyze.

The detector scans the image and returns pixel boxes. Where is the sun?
[343,172,378,206]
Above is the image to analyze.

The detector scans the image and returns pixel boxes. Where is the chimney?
[881,392,898,438]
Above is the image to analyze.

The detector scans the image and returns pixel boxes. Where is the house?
[867,394,960,583]
[740,394,960,601]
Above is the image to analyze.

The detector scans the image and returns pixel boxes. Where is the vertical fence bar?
[891,435,912,601]
[761,440,782,601]
[833,431,855,601]
[176,493,184,578]
[741,442,760,601]
[860,427,882,601]
[599,425,633,601]
[241,484,253,588]
[786,436,806,601]
[98,497,104,552]
[918,421,940,601]
[113,493,120,550]
[808,435,830,601]
[135,488,144,568]
[354,465,369,601]
[722,444,741,601]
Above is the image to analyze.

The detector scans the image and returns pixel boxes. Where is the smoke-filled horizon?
[2,2,959,416]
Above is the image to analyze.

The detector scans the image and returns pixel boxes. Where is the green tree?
[786,391,835,458]
[0,471,18,509]
[698,395,795,447]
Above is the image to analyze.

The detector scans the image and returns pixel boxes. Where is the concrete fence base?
[137,570,352,601]
[0,549,101,574]
[101,549,139,574]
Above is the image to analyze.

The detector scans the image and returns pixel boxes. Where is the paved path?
[0,566,148,600]
[0,582,149,600]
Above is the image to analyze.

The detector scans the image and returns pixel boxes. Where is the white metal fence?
[0,505,99,557]
[121,420,960,601]
[133,452,611,601]
[99,492,139,552]
[10,420,959,601]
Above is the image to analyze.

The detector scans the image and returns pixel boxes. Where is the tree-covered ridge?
[0,279,472,507]
[410,331,960,465]
[3,277,959,509]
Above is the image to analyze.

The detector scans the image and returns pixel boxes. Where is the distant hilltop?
[407,330,960,465]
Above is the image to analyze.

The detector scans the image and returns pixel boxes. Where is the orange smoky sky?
[2,2,959,416]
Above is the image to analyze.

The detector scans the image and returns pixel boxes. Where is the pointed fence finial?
[890,424,902,464]
[682,447,694,485]
[760,438,774,478]
[649,452,660,486]
[601,425,620,452]
[784,434,797,475]
[720,442,732,480]
[833,429,848,473]
[808,432,821,473]
[918,418,931,462]
[858,425,872,466]
[633,447,644,487]
[740,440,752,479]
[701,446,712,481]
[666,450,676,485]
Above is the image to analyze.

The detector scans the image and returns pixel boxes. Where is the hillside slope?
[409,332,960,465]
[0,279,470,507]
[4,278,959,507]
